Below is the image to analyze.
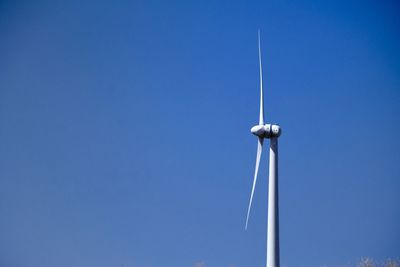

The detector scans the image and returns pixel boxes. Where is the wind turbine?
[245,30,281,267]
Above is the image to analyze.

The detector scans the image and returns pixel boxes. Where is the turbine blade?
[245,137,264,230]
[258,30,264,125]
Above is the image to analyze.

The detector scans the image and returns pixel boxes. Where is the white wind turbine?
[245,30,281,267]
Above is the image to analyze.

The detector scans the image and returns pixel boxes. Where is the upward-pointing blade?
[258,30,264,125]
[245,137,264,230]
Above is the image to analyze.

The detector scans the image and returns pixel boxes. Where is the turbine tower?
[245,30,281,267]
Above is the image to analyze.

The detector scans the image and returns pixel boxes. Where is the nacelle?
[251,124,281,138]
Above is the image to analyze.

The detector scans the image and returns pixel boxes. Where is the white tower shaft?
[267,137,279,267]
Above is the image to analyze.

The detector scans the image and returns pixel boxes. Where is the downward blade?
[258,30,264,125]
[245,137,264,230]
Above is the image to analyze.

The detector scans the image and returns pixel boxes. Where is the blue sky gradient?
[0,1,399,266]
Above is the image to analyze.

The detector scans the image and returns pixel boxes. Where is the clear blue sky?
[0,1,399,266]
